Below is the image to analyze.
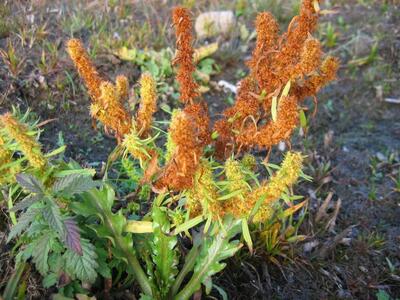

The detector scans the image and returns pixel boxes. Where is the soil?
[0,0,399,299]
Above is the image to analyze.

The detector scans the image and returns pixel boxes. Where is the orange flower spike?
[66,39,103,102]
[299,38,323,75]
[247,12,279,71]
[137,73,157,136]
[98,81,132,139]
[172,7,199,104]
[156,109,202,191]
[237,96,299,148]
[116,75,129,102]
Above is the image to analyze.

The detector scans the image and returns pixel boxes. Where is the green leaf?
[2,262,27,300]
[43,273,58,288]
[32,234,52,275]
[172,215,204,235]
[7,209,38,242]
[42,201,65,237]
[175,217,242,299]
[299,110,307,128]
[241,218,253,253]
[151,207,178,298]
[15,173,44,194]
[63,238,98,283]
[11,194,42,212]
[45,145,66,158]
[53,174,99,195]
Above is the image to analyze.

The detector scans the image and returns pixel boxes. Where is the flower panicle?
[155,108,203,191]
[0,113,47,169]
[137,73,157,137]
[213,0,337,159]
[172,6,199,104]
[186,159,222,219]
[116,75,129,103]
[250,151,304,222]
[66,39,103,102]
[96,81,132,140]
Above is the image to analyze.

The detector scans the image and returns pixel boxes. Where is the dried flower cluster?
[67,1,337,222]
[0,113,47,170]
[213,0,339,157]
[67,39,133,141]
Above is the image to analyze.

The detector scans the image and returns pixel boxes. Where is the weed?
[1,1,338,298]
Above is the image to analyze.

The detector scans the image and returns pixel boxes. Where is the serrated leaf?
[43,273,58,288]
[11,194,42,212]
[64,219,82,255]
[32,234,52,275]
[53,174,99,195]
[176,217,242,299]
[7,209,38,242]
[151,207,178,298]
[15,173,44,194]
[63,238,98,283]
[43,202,65,237]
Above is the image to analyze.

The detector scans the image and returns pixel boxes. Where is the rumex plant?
[1,1,338,299]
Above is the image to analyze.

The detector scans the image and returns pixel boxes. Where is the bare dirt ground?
[0,0,399,299]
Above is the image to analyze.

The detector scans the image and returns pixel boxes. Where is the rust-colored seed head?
[137,73,157,137]
[97,81,132,140]
[172,7,199,104]
[155,108,203,191]
[116,75,129,102]
[247,12,279,71]
[67,39,103,102]
[0,113,47,169]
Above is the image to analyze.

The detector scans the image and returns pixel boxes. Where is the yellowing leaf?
[125,220,153,233]
[313,0,320,13]
[271,96,278,122]
[193,42,218,63]
[282,200,308,218]
[114,47,137,61]
[281,80,291,98]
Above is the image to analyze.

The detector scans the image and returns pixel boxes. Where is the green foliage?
[151,206,178,298]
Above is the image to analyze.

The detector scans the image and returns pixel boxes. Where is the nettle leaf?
[63,238,98,283]
[43,273,58,288]
[64,219,82,255]
[42,201,65,237]
[15,173,44,194]
[151,207,178,298]
[7,209,38,242]
[32,234,52,275]
[53,174,100,196]
[11,194,42,212]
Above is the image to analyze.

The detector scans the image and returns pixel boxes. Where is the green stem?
[87,190,152,296]
[170,245,199,297]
